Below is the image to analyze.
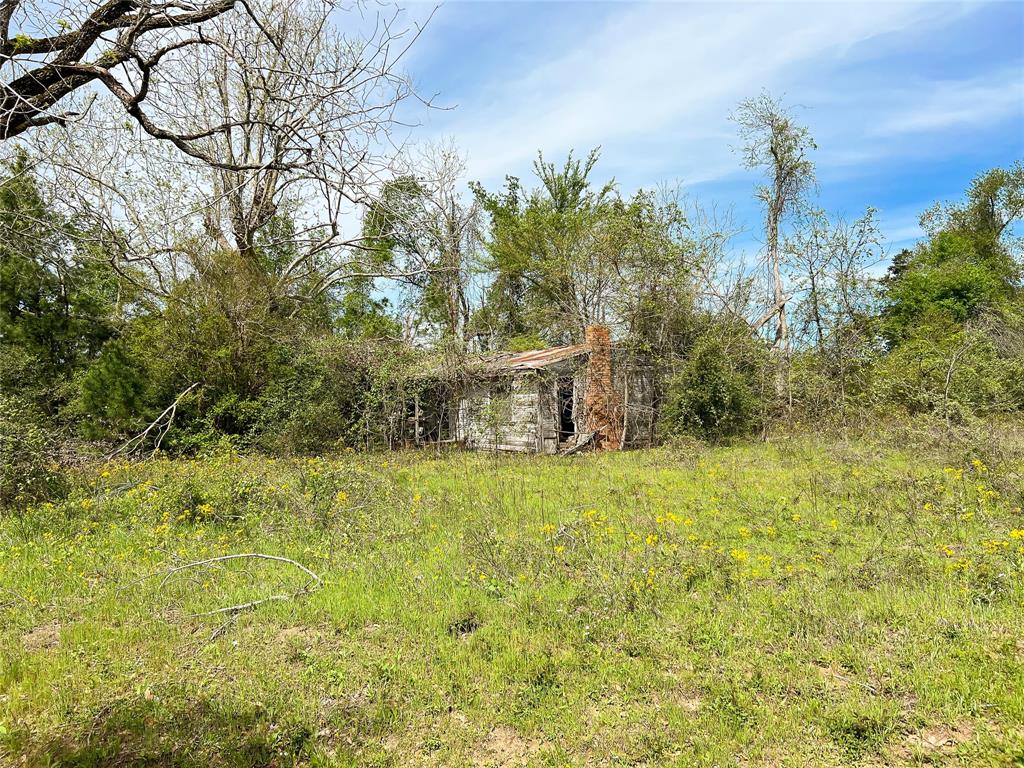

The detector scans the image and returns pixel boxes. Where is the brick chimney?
[584,324,623,450]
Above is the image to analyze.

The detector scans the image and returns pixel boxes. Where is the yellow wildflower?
[946,558,970,573]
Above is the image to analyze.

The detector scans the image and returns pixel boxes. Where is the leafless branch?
[107,381,199,458]
[159,552,323,617]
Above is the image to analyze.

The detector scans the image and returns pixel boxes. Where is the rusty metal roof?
[470,344,589,374]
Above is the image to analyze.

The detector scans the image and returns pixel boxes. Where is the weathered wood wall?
[536,376,560,455]
[614,364,656,448]
[457,375,547,453]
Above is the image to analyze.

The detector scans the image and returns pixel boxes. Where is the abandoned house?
[407,325,656,454]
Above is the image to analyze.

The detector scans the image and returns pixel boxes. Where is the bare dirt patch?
[665,689,702,714]
[22,622,60,652]
[277,626,311,642]
[905,722,975,752]
[473,726,542,767]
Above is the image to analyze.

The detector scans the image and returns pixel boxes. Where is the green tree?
[0,152,120,414]
[882,162,1023,346]
[471,149,617,344]
[874,163,1024,419]
[471,149,695,349]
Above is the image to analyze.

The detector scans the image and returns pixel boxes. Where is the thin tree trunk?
[767,198,789,354]
[767,192,790,401]
[808,270,825,351]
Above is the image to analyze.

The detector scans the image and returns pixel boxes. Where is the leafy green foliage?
[873,163,1024,420]
[882,232,1017,343]
[870,328,1024,419]
[882,163,1022,346]
[0,152,120,414]
[252,337,417,454]
[0,395,66,507]
[471,150,612,343]
[72,246,348,445]
[471,149,694,348]
[660,331,767,440]
[334,289,401,340]
[73,337,149,438]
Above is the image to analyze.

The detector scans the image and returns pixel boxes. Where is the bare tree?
[733,92,816,355]
[1,0,241,139]
[364,140,482,342]
[26,0,433,307]
[780,206,884,415]
[687,199,761,324]
[785,206,883,352]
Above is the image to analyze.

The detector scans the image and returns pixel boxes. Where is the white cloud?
[420,2,974,188]
[873,67,1023,136]
[880,208,926,244]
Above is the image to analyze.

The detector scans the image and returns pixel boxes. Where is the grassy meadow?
[1,434,1023,767]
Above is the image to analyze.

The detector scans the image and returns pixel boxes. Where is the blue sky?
[395,1,1023,261]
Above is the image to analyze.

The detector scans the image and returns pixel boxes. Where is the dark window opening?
[557,378,575,441]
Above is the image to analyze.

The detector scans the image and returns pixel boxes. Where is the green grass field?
[2,436,1023,767]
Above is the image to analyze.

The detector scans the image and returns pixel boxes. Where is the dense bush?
[660,333,767,440]
[0,395,66,508]
[252,337,419,454]
[869,327,1024,420]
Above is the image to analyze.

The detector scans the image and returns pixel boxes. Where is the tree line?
[1,0,1022,503]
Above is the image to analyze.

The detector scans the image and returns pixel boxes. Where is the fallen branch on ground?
[159,553,323,619]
